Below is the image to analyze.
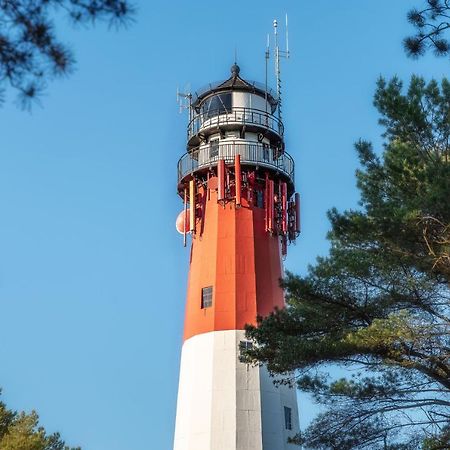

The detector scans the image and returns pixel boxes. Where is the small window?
[239,341,253,364]
[262,143,270,161]
[284,406,292,430]
[201,286,213,309]
[239,341,253,352]
[210,140,219,159]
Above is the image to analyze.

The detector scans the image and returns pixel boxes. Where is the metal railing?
[187,107,284,140]
[178,141,294,183]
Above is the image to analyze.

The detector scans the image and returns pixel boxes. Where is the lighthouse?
[173,62,301,450]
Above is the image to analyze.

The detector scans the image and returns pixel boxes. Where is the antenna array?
[272,15,290,123]
[176,86,192,121]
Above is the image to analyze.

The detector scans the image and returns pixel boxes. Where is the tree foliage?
[0,0,135,108]
[245,76,450,449]
[0,390,80,450]
[405,0,450,58]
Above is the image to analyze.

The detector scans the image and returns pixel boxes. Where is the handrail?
[178,141,294,183]
[187,107,284,140]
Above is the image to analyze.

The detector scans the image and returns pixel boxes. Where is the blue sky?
[0,1,448,449]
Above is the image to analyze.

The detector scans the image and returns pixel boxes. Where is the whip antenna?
[273,14,290,123]
[265,33,270,113]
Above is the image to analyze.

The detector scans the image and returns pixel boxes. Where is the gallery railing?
[178,141,294,183]
[187,107,284,140]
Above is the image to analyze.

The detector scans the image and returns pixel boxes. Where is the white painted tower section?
[173,330,300,450]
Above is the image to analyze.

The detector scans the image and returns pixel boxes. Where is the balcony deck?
[178,141,295,190]
[187,107,284,146]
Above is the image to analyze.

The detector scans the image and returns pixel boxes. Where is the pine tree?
[0,390,80,450]
[245,76,450,450]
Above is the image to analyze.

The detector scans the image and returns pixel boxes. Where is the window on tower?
[201,286,213,309]
[239,340,253,352]
[284,406,292,430]
[262,143,270,162]
[201,93,232,119]
[210,140,219,159]
[238,341,253,363]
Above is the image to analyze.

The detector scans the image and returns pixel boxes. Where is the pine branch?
[0,0,136,108]
[405,1,450,58]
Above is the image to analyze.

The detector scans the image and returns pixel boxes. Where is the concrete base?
[173,330,300,450]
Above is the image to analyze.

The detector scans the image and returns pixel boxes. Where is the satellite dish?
[176,210,190,235]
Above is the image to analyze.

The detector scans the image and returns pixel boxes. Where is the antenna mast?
[265,34,269,113]
[273,14,290,123]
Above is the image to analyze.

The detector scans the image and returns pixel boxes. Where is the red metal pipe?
[218,159,226,202]
[190,179,196,233]
[268,179,274,232]
[264,173,269,231]
[235,154,241,207]
[281,182,287,233]
[183,187,187,247]
[295,192,301,233]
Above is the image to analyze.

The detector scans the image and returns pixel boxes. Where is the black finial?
[231,63,240,77]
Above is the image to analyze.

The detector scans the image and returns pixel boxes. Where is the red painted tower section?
[183,186,285,342]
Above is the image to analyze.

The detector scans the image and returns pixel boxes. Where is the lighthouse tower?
[173,63,301,450]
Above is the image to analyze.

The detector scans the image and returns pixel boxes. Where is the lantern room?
[187,64,282,150]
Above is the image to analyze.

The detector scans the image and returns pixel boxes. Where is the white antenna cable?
[273,14,290,123]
